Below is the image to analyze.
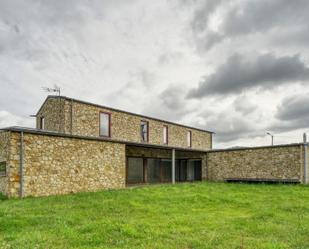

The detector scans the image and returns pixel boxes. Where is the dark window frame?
[99,111,111,137]
[140,120,149,142]
[163,125,168,145]
[0,161,6,177]
[187,130,192,148]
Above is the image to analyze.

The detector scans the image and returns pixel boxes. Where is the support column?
[172,149,175,184]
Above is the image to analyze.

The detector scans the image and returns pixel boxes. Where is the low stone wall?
[7,132,126,197]
[206,145,303,182]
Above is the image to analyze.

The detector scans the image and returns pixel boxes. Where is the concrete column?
[172,149,175,184]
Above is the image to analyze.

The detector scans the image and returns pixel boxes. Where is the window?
[39,117,45,129]
[163,125,168,144]
[0,161,6,176]
[187,131,192,147]
[100,112,111,137]
[140,120,149,142]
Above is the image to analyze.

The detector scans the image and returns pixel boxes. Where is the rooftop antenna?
[42,85,62,132]
[42,84,61,97]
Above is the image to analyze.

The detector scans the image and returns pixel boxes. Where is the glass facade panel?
[147,159,160,183]
[161,159,172,182]
[127,158,144,184]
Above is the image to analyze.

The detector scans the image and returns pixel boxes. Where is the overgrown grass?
[1,182,309,249]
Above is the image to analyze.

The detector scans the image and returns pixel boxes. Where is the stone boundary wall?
[6,132,126,197]
[206,144,304,182]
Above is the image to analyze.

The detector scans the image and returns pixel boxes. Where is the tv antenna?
[42,84,61,96]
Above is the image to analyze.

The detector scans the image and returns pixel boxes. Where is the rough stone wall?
[126,146,207,179]
[8,132,126,197]
[0,132,10,195]
[67,100,212,150]
[36,97,66,133]
[206,145,303,182]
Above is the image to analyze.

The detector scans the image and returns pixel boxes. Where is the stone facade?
[0,131,10,195]
[206,145,304,182]
[3,131,126,198]
[36,96,212,150]
[36,97,66,133]
[0,128,308,198]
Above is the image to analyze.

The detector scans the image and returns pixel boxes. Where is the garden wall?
[7,131,126,197]
[206,144,304,183]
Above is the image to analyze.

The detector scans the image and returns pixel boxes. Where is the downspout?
[19,131,24,198]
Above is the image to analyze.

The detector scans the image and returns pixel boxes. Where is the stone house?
[0,96,308,198]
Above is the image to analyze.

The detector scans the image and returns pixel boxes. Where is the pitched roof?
[36,95,215,134]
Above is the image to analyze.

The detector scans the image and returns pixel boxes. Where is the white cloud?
[1,0,309,148]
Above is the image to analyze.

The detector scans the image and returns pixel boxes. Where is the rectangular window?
[163,125,168,144]
[39,117,45,129]
[0,161,6,176]
[140,120,149,142]
[187,131,192,147]
[100,112,111,137]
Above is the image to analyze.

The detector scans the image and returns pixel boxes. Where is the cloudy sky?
[1,0,309,148]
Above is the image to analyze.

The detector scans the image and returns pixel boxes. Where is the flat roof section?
[0,126,209,153]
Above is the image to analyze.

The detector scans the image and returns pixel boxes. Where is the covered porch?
[125,145,207,185]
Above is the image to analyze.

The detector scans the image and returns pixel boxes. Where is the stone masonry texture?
[36,97,212,150]
[0,130,307,198]
[206,145,303,182]
[0,131,10,195]
[5,131,126,197]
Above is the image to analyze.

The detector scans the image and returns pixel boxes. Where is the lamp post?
[266,132,274,146]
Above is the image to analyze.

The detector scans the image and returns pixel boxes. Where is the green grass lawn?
[1,182,309,249]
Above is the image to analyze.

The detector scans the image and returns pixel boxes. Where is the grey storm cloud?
[191,0,309,50]
[270,94,309,132]
[187,53,309,98]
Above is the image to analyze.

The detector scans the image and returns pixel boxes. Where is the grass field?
[1,182,309,249]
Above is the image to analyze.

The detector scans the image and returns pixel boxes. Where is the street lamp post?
[266,132,274,146]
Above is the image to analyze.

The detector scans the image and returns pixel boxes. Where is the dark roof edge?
[208,143,304,153]
[0,126,209,153]
[38,95,214,134]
